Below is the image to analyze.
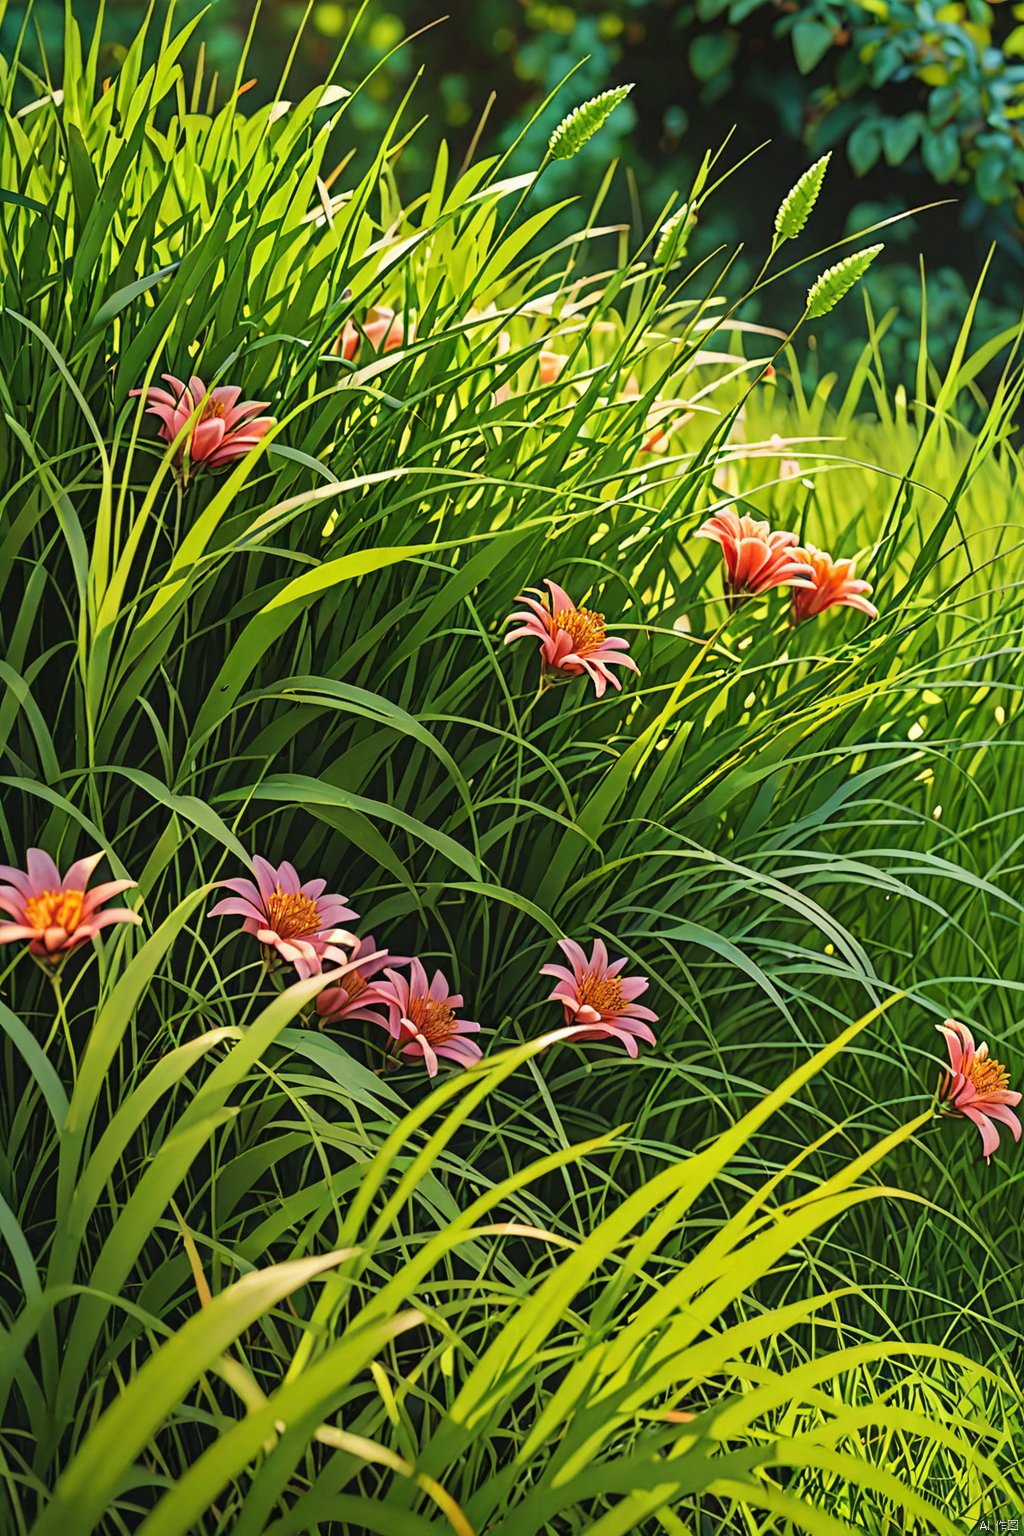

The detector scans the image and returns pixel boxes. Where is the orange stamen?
[407,994,459,1044]
[265,885,322,940]
[967,1054,1010,1097]
[344,971,368,1002]
[576,971,625,1015]
[24,889,85,934]
[552,606,606,653]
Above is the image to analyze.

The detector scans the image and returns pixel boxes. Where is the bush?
[693,0,1024,220]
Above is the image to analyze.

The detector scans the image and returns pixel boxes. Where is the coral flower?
[697,509,815,599]
[791,545,878,623]
[0,849,140,959]
[937,1020,1021,1161]
[505,578,639,698]
[541,939,658,1057]
[623,375,680,455]
[131,375,275,471]
[315,934,401,1029]
[539,349,568,385]
[338,306,413,361]
[377,958,482,1076]
[209,856,357,978]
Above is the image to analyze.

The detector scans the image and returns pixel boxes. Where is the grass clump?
[0,6,1021,1534]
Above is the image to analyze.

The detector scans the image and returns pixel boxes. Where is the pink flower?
[131,374,275,471]
[791,545,878,623]
[492,330,513,406]
[697,509,815,598]
[504,578,639,699]
[539,349,568,385]
[209,856,357,978]
[937,1020,1021,1161]
[623,375,680,454]
[338,306,413,361]
[541,939,657,1058]
[315,934,402,1029]
[0,849,140,960]
[768,433,801,481]
[376,958,482,1076]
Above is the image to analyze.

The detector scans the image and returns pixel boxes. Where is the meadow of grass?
[0,5,1022,1533]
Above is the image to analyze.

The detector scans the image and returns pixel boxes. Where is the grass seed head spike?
[774,153,832,241]
[806,244,884,318]
[655,202,698,265]
[548,84,634,161]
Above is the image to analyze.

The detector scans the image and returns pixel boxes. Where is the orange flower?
[505,579,639,698]
[377,959,482,1076]
[338,306,413,361]
[539,349,568,385]
[791,545,877,623]
[209,856,357,978]
[541,939,657,1057]
[697,509,814,598]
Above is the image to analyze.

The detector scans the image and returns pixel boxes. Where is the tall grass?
[0,4,1021,1531]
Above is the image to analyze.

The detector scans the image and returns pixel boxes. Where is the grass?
[0,3,1022,1532]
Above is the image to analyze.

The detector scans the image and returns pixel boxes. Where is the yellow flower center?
[576,971,625,1015]
[552,606,606,653]
[407,994,459,1044]
[24,889,85,934]
[199,396,227,422]
[265,885,322,940]
[968,1054,1010,1097]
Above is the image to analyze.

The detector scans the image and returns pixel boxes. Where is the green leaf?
[847,119,882,176]
[688,31,739,84]
[33,1254,355,1536]
[0,999,69,1132]
[216,773,482,881]
[791,19,834,74]
[921,124,960,182]
[65,124,98,224]
[883,114,921,166]
[185,541,429,748]
[85,261,180,336]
